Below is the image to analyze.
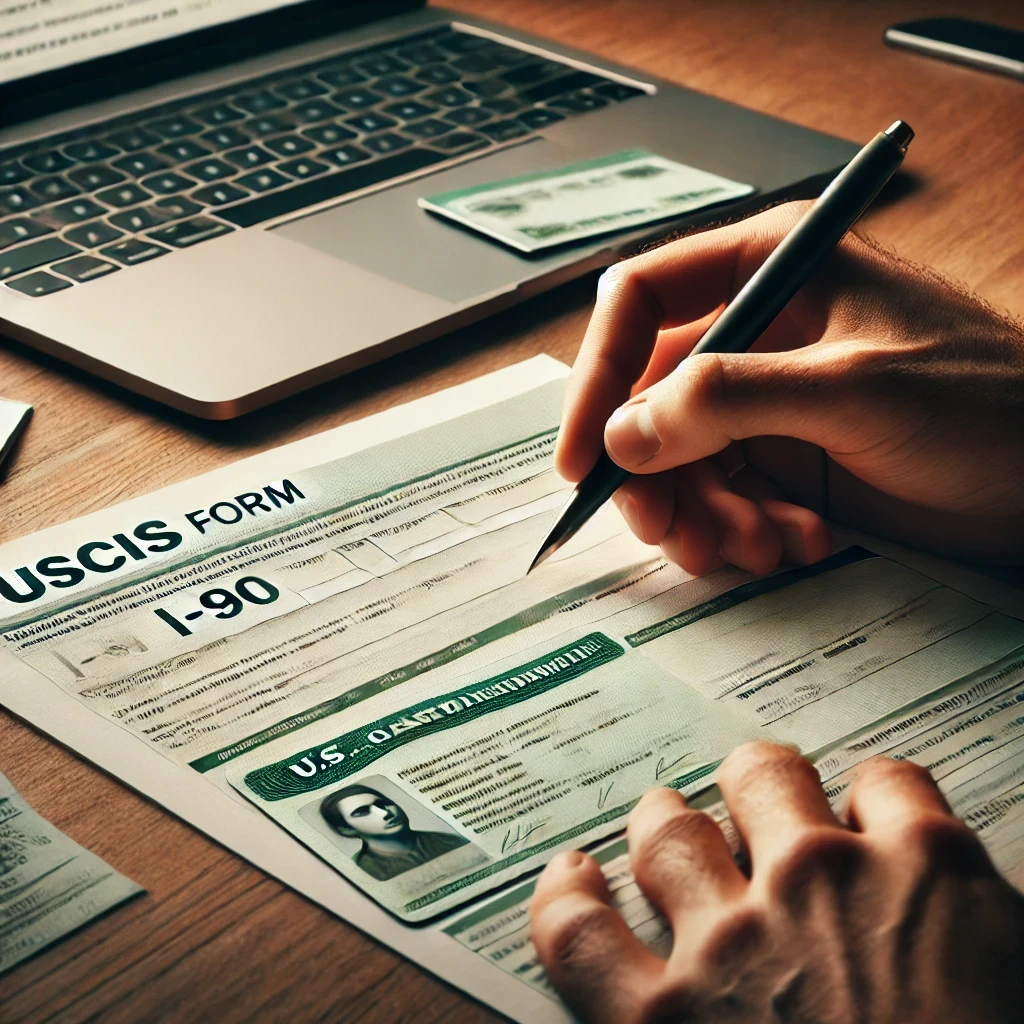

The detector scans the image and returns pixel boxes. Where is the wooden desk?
[2,1,1022,1020]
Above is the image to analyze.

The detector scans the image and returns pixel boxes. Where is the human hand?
[556,202,1024,572]
[529,742,1024,1024]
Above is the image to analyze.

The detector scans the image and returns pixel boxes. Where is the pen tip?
[526,545,552,576]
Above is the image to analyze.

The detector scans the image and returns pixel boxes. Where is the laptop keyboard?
[0,26,644,298]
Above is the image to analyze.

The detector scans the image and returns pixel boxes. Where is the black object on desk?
[529,119,915,573]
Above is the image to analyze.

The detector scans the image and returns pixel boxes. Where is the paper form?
[446,647,1024,1000]
[0,771,141,973]
[0,356,1022,1019]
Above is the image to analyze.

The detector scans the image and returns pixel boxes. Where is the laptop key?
[109,207,164,232]
[376,75,425,98]
[0,188,41,215]
[218,148,447,229]
[424,85,474,107]
[484,44,535,69]
[432,131,492,152]
[0,163,31,186]
[301,123,358,146]
[500,61,564,86]
[273,78,328,102]
[235,169,292,192]
[277,157,329,180]
[22,150,75,174]
[479,119,531,142]
[315,65,367,88]
[140,172,197,195]
[0,237,80,279]
[107,127,161,152]
[192,183,250,206]
[464,78,510,99]
[41,198,110,226]
[435,32,491,54]
[100,238,170,265]
[415,64,460,86]
[201,127,251,150]
[5,271,73,296]
[291,99,342,123]
[148,217,234,247]
[68,165,127,191]
[153,196,204,220]
[113,152,170,176]
[521,71,602,103]
[224,146,274,169]
[0,217,52,248]
[148,115,204,139]
[332,87,381,111]
[480,97,528,116]
[345,113,398,134]
[185,158,236,182]
[193,102,245,125]
[264,135,314,157]
[548,91,608,113]
[354,54,408,77]
[96,183,152,208]
[518,107,566,129]
[63,140,119,162]
[159,140,211,163]
[31,177,81,203]
[247,114,296,136]
[363,133,412,155]
[451,53,498,75]
[593,81,646,102]
[234,91,286,114]
[444,106,493,127]
[404,118,454,139]
[323,145,371,167]
[382,100,435,121]
[63,221,123,248]
[51,254,120,282]
[396,41,447,65]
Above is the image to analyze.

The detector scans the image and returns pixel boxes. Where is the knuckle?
[630,807,722,879]
[642,979,699,1022]
[699,904,768,973]
[532,898,618,975]
[898,813,986,868]
[671,354,727,418]
[598,259,632,296]
[767,827,867,904]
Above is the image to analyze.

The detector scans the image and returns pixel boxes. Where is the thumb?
[603,346,865,473]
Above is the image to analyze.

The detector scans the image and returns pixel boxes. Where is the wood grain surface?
[1,1,1022,1020]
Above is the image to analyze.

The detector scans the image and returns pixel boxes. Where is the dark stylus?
[528,119,914,574]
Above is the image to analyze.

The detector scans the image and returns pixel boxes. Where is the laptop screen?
[1,0,333,84]
[0,0,421,121]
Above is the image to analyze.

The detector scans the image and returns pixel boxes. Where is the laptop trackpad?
[272,139,585,305]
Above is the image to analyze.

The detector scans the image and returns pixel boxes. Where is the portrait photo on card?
[300,775,487,883]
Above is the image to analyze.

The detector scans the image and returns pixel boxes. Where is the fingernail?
[782,526,806,565]
[606,400,661,466]
[617,495,645,542]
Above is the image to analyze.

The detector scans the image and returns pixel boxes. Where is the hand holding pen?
[534,121,1024,573]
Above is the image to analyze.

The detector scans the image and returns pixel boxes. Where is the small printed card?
[419,149,754,253]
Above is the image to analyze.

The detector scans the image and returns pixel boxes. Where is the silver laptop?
[0,1,856,418]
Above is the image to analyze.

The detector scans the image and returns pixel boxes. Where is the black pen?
[528,119,914,574]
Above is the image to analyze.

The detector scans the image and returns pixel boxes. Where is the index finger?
[530,850,663,1023]
[555,204,804,483]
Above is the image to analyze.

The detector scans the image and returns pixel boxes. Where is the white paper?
[0,355,1021,1020]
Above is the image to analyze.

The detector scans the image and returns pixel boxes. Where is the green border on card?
[423,148,656,206]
